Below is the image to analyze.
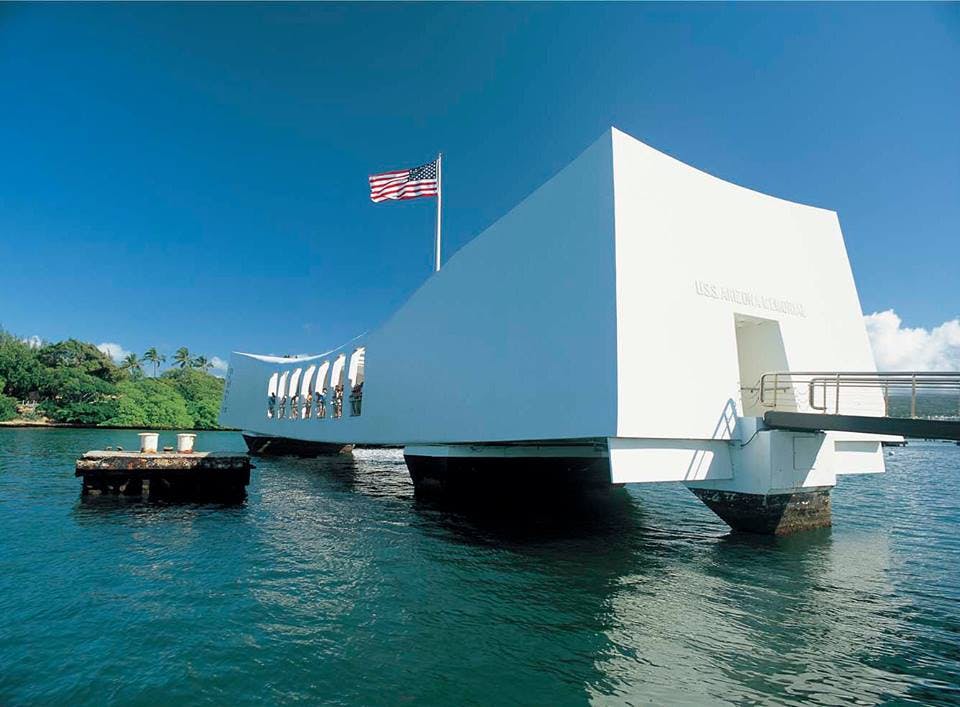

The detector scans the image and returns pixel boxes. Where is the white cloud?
[97,342,133,364]
[21,335,42,349]
[209,356,229,377]
[864,310,960,371]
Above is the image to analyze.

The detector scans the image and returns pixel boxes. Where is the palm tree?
[173,347,192,369]
[142,347,165,377]
[192,355,212,372]
[119,352,143,377]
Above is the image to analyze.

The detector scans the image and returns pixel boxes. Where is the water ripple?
[0,430,958,705]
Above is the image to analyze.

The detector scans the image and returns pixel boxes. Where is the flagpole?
[435,153,442,272]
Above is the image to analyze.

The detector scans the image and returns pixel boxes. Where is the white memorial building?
[221,127,956,534]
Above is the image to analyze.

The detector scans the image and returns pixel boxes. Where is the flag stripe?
[369,174,409,186]
[371,181,438,195]
[370,169,410,179]
[369,178,409,190]
[371,188,438,202]
[372,180,437,195]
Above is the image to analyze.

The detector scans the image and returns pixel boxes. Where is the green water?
[1,428,958,705]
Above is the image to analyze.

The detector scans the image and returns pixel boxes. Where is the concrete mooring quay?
[76,451,252,500]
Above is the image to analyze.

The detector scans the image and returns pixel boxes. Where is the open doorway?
[734,314,794,416]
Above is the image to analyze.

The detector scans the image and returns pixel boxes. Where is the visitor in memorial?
[316,389,326,419]
[334,384,343,418]
[350,382,363,416]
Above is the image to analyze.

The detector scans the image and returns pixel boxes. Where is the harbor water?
[1,428,958,705]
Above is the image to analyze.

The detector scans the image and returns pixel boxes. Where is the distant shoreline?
[0,419,235,432]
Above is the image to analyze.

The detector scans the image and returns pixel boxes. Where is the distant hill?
[886,392,960,420]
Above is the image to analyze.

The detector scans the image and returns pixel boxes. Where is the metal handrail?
[758,371,960,417]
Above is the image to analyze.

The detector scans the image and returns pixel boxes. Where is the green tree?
[191,355,212,372]
[36,368,120,425]
[119,352,144,378]
[161,368,224,429]
[36,339,123,383]
[142,347,166,377]
[39,399,120,425]
[0,332,45,400]
[104,379,194,429]
[172,347,192,369]
[38,368,116,402]
[0,393,17,421]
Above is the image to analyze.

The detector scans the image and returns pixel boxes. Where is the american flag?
[369,159,439,203]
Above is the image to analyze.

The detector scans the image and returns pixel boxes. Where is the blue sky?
[1,3,957,370]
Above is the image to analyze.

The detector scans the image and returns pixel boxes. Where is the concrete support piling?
[690,487,832,535]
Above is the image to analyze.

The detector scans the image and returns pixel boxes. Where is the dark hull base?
[81,474,248,503]
[403,453,614,500]
[242,434,353,458]
[690,488,832,535]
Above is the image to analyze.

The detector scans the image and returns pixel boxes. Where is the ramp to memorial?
[758,371,960,441]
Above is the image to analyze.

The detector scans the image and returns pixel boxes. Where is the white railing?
[758,371,960,418]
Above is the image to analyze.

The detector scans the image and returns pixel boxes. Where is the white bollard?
[177,433,197,454]
[138,432,160,454]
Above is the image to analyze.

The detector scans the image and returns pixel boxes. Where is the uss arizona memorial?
[220,127,960,534]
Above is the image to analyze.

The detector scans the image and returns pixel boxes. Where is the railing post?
[773,374,778,409]
[835,374,841,414]
[883,382,889,417]
[911,374,917,418]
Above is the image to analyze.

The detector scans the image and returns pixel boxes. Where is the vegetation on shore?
[0,330,224,429]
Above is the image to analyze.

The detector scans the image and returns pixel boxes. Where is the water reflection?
[73,494,248,520]
[405,479,929,705]
[261,450,937,704]
[413,486,642,545]
[596,520,929,705]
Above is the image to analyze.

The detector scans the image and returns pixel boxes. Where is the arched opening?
[301,365,316,418]
[348,347,365,416]
[277,371,289,419]
[267,372,279,418]
[329,354,346,419]
[288,368,303,419]
[314,360,331,419]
